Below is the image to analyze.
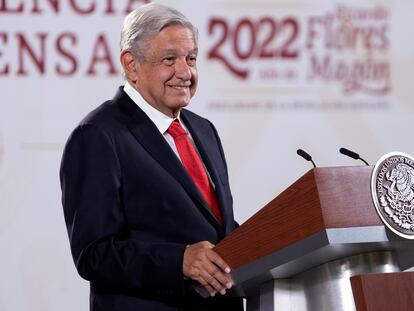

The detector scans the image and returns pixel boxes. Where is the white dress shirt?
[123,83,214,190]
[123,81,198,160]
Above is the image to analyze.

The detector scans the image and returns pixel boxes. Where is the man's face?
[129,25,198,118]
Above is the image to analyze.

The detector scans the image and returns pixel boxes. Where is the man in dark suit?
[60,3,243,311]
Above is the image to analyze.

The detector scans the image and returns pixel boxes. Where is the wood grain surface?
[351,272,414,311]
[215,166,383,270]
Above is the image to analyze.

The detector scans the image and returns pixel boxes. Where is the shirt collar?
[123,81,182,134]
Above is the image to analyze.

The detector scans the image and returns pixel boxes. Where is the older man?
[60,3,243,311]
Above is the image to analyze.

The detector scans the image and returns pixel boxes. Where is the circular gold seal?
[371,152,414,239]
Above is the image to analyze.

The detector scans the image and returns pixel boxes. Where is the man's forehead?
[152,25,196,42]
[159,48,198,55]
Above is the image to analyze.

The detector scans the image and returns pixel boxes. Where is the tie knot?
[167,120,187,139]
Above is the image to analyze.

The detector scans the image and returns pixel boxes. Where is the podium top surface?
[215,166,382,270]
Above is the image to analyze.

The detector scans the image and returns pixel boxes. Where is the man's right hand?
[183,241,234,296]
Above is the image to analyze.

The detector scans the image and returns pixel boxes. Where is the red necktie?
[167,120,222,225]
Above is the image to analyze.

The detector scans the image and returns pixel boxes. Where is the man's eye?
[187,56,197,66]
[163,57,175,65]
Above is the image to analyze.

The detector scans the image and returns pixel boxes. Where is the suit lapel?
[181,111,228,230]
[117,90,223,232]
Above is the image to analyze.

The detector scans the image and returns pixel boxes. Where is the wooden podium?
[212,166,414,311]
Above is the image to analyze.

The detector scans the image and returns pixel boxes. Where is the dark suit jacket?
[60,87,243,311]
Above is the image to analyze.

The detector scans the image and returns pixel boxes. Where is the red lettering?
[86,34,117,76]
[280,18,300,58]
[0,32,9,75]
[233,19,256,60]
[0,0,23,13]
[55,33,77,76]
[31,0,59,14]
[104,0,115,15]
[70,0,95,15]
[32,0,59,14]
[16,32,47,76]
[125,0,149,14]
[379,25,389,49]
[307,54,331,80]
[306,16,323,50]
[323,14,335,49]
[208,17,248,79]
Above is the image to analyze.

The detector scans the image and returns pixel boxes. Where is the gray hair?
[120,3,198,61]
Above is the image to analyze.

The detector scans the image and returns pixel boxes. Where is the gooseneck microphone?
[339,147,369,165]
[297,149,316,168]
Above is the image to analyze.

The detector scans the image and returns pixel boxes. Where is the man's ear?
[120,51,138,83]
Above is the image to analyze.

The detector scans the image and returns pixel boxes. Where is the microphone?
[297,149,316,168]
[339,147,369,165]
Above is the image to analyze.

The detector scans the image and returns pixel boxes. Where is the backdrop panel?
[1,0,413,310]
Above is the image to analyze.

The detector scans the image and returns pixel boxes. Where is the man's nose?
[175,59,192,80]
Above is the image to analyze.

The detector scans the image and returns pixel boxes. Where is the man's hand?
[183,241,233,296]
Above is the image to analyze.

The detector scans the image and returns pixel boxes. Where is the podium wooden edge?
[350,271,414,311]
[214,166,381,271]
